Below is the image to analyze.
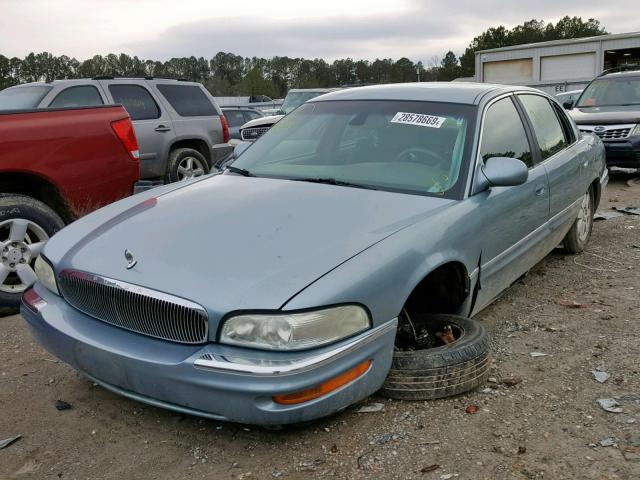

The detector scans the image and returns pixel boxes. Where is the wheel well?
[590,178,601,210]
[170,139,211,164]
[0,172,74,223]
[403,262,470,317]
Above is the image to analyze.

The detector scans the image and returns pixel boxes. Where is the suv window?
[0,86,52,110]
[518,94,567,161]
[108,84,160,121]
[156,84,216,117]
[480,97,533,168]
[577,75,640,107]
[49,85,103,108]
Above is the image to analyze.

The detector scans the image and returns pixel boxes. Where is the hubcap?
[576,192,592,243]
[0,219,48,294]
[176,156,206,180]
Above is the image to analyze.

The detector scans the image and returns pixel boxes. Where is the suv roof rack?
[91,75,189,81]
[598,64,640,77]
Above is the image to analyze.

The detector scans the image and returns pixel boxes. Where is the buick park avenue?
[22,83,607,425]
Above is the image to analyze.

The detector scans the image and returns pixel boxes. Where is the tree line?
[0,16,606,97]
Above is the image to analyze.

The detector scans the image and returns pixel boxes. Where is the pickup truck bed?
[0,105,140,308]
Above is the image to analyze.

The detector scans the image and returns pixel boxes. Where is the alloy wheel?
[176,156,206,180]
[576,192,592,243]
[0,219,48,294]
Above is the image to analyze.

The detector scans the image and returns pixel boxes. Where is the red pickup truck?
[0,105,140,307]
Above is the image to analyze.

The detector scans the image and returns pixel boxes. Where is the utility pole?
[417,66,421,82]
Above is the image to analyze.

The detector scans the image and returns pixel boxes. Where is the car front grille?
[579,124,634,141]
[241,126,271,141]
[59,270,208,344]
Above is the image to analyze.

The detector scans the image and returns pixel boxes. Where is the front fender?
[282,202,480,326]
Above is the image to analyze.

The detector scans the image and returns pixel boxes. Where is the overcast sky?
[1,0,638,63]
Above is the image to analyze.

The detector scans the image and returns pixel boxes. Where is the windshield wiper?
[225,165,254,177]
[292,177,379,190]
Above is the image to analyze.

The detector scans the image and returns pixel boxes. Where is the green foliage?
[0,16,608,94]
[459,16,607,76]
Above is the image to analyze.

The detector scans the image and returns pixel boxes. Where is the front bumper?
[602,137,640,168]
[21,284,396,425]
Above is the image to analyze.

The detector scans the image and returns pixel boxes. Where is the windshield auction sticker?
[391,112,446,128]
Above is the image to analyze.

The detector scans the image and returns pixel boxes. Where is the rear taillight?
[111,118,140,161]
[220,114,230,143]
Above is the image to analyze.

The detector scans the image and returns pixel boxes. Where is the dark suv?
[567,66,640,168]
[0,77,232,182]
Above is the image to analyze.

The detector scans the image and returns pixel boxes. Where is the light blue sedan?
[21,83,607,425]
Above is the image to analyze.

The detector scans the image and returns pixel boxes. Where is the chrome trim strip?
[193,318,398,376]
[482,196,582,271]
[59,270,207,314]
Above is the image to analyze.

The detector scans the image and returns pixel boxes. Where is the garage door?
[483,59,533,83]
[541,53,596,81]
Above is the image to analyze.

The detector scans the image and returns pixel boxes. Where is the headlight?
[219,305,370,351]
[34,255,59,295]
[631,124,640,136]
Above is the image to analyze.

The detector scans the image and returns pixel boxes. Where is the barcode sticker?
[391,112,446,128]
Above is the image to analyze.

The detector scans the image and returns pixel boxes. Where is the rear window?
[0,85,52,110]
[49,85,103,108]
[156,84,217,117]
[108,84,160,121]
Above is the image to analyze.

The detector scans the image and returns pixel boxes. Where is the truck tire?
[0,194,64,309]
[165,148,210,183]
[563,187,594,254]
[381,314,490,400]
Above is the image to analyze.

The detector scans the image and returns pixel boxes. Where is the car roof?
[311,82,541,105]
[599,70,640,79]
[10,78,203,87]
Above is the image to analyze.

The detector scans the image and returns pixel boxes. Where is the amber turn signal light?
[273,359,372,405]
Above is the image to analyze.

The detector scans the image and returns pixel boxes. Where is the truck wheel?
[563,187,594,254]
[0,195,64,309]
[165,148,210,183]
[381,314,490,400]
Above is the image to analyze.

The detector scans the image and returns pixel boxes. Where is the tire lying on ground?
[381,314,490,400]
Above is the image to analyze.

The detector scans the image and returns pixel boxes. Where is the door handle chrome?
[535,185,546,196]
[155,125,171,132]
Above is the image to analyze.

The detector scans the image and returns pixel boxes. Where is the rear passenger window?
[518,94,567,160]
[49,86,103,108]
[109,84,160,121]
[551,101,576,144]
[480,97,533,168]
[156,84,217,117]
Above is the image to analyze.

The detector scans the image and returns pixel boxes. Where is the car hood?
[50,174,452,323]
[241,115,284,129]
[569,105,640,125]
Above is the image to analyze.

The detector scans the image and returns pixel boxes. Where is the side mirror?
[562,100,574,110]
[474,157,528,193]
[233,141,251,159]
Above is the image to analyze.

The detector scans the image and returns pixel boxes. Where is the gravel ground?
[1,173,639,480]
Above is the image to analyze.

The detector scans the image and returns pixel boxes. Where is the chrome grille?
[579,124,634,141]
[59,270,208,344]
[241,126,271,141]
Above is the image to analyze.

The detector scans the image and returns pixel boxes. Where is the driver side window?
[480,97,533,168]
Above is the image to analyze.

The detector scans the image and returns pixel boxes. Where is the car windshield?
[577,76,640,107]
[231,100,476,198]
[0,85,52,110]
[280,91,327,114]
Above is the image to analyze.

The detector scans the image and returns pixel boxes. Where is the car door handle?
[155,125,171,132]
[535,184,546,196]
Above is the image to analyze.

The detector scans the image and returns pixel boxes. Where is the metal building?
[474,31,640,94]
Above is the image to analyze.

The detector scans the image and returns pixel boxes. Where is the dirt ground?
[1,172,639,480]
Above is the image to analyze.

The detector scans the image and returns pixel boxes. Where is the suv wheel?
[166,148,210,183]
[0,194,64,309]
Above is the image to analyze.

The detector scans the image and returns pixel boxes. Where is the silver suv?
[0,77,232,182]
